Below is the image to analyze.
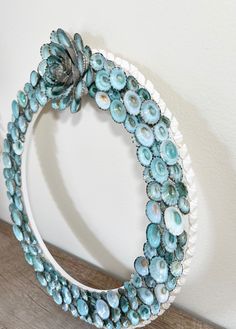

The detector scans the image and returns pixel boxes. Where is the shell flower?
[37,28,93,113]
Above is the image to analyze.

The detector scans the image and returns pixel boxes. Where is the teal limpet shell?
[175,246,184,261]
[124,114,139,133]
[131,273,142,289]
[146,181,162,201]
[143,167,153,184]
[127,310,139,326]
[144,275,157,289]
[161,180,179,206]
[146,200,162,223]
[170,261,183,277]
[162,229,177,253]
[17,90,28,108]
[108,88,121,101]
[2,152,12,169]
[137,288,154,306]
[160,139,179,165]
[90,53,105,71]
[178,197,190,214]
[149,257,168,283]
[95,91,111,110]
[104,59,115,72]
[96,299,110,320]
[123,90,141,115]
[146,223,161,248]
[151,142,160,157]
[137,146,152,167]
[110,67,127,91]
[154,122,169,141]
[177,231,187,247]
[13,141,24,155]
[89,83,98,98]
[95,69,111,91]
[166,274,177,291]
[77,298,89,316]
[135,123,154,147]
[150,157,168,183]
[106,291,119,309]
[150,300,160,316]
[143,242,157,260]
[138,88,151,101]
[126,76,139,91]
[12,100,19,119]
[154,284,169,304]
[140,100,161,125]
[164,206,184,236]
[176,182,188,198]
[138,304,151,321]
[169,163,183,182]
[134,256,149,277]
[110,99,127,123]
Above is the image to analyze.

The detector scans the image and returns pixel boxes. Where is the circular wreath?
[2,28,197,328]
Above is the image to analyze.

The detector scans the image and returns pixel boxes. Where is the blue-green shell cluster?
[2,29,190,329]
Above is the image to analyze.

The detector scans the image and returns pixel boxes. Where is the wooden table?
[0,219,218,329]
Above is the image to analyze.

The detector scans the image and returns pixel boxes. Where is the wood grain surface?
[0,219,219,329]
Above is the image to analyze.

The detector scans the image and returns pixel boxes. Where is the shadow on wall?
[33,97,145,286]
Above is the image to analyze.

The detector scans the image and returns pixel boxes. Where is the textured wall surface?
[0,1,236,328]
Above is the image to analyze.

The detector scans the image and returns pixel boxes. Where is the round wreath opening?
[2,28,197,329]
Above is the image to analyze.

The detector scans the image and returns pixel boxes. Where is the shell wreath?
[2,28,198,329]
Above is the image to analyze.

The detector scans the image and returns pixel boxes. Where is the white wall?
[0,1,236,328]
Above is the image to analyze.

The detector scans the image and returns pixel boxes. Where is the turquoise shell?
[150,300,160,315]
[166,274,177,291]
[13,141,24,155]
[18,116,27,133]
[17,90,28,108]
[77,298,89,316]
[169,163,183,182]
[110,68,127,91]
[52,290,63,305]
[146,181,162,201]
[11,207,23,226]
[126,76,139,91]
[108,88,121,101]
[134,256,149,277]
[131,273,142,289]
[176,182,188,198]
[175,246,184,261]
[12,224,24,241]
[150,157,168,183]
[124,115,139,133]
[154,122,169,141]
[140,100,160,125]
[146,200,162,223]
[149,257,168,283]
[137,288,154,306]
[170,261,183,277]
[144,275,157,288]
[154,284,169,303]
[2,153,12,169]
[178,197,190,214]
[30,70,39,87]
[95,91,111,110]
[90,53,105,71]
[160,140,179,165]
[127,310,139,326]
[138,88,151,101]
[138,305,151,321]
[62,286,72,304]
[162,229,177,253]
[164,207,184,236]
[137,146,152,167]
[12,100,19,119]
[161,181,179,206]
[178,231,187,247]
[110,99,127,123]
[143,242,157,260]
[135,124,154,147]
[106,291,119,309]
[96,299,110,320]
[32,256,44,272]
[36,272,47,287]
[95,70,111,91]
[146,223,161,248]
[123,90,141,115]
